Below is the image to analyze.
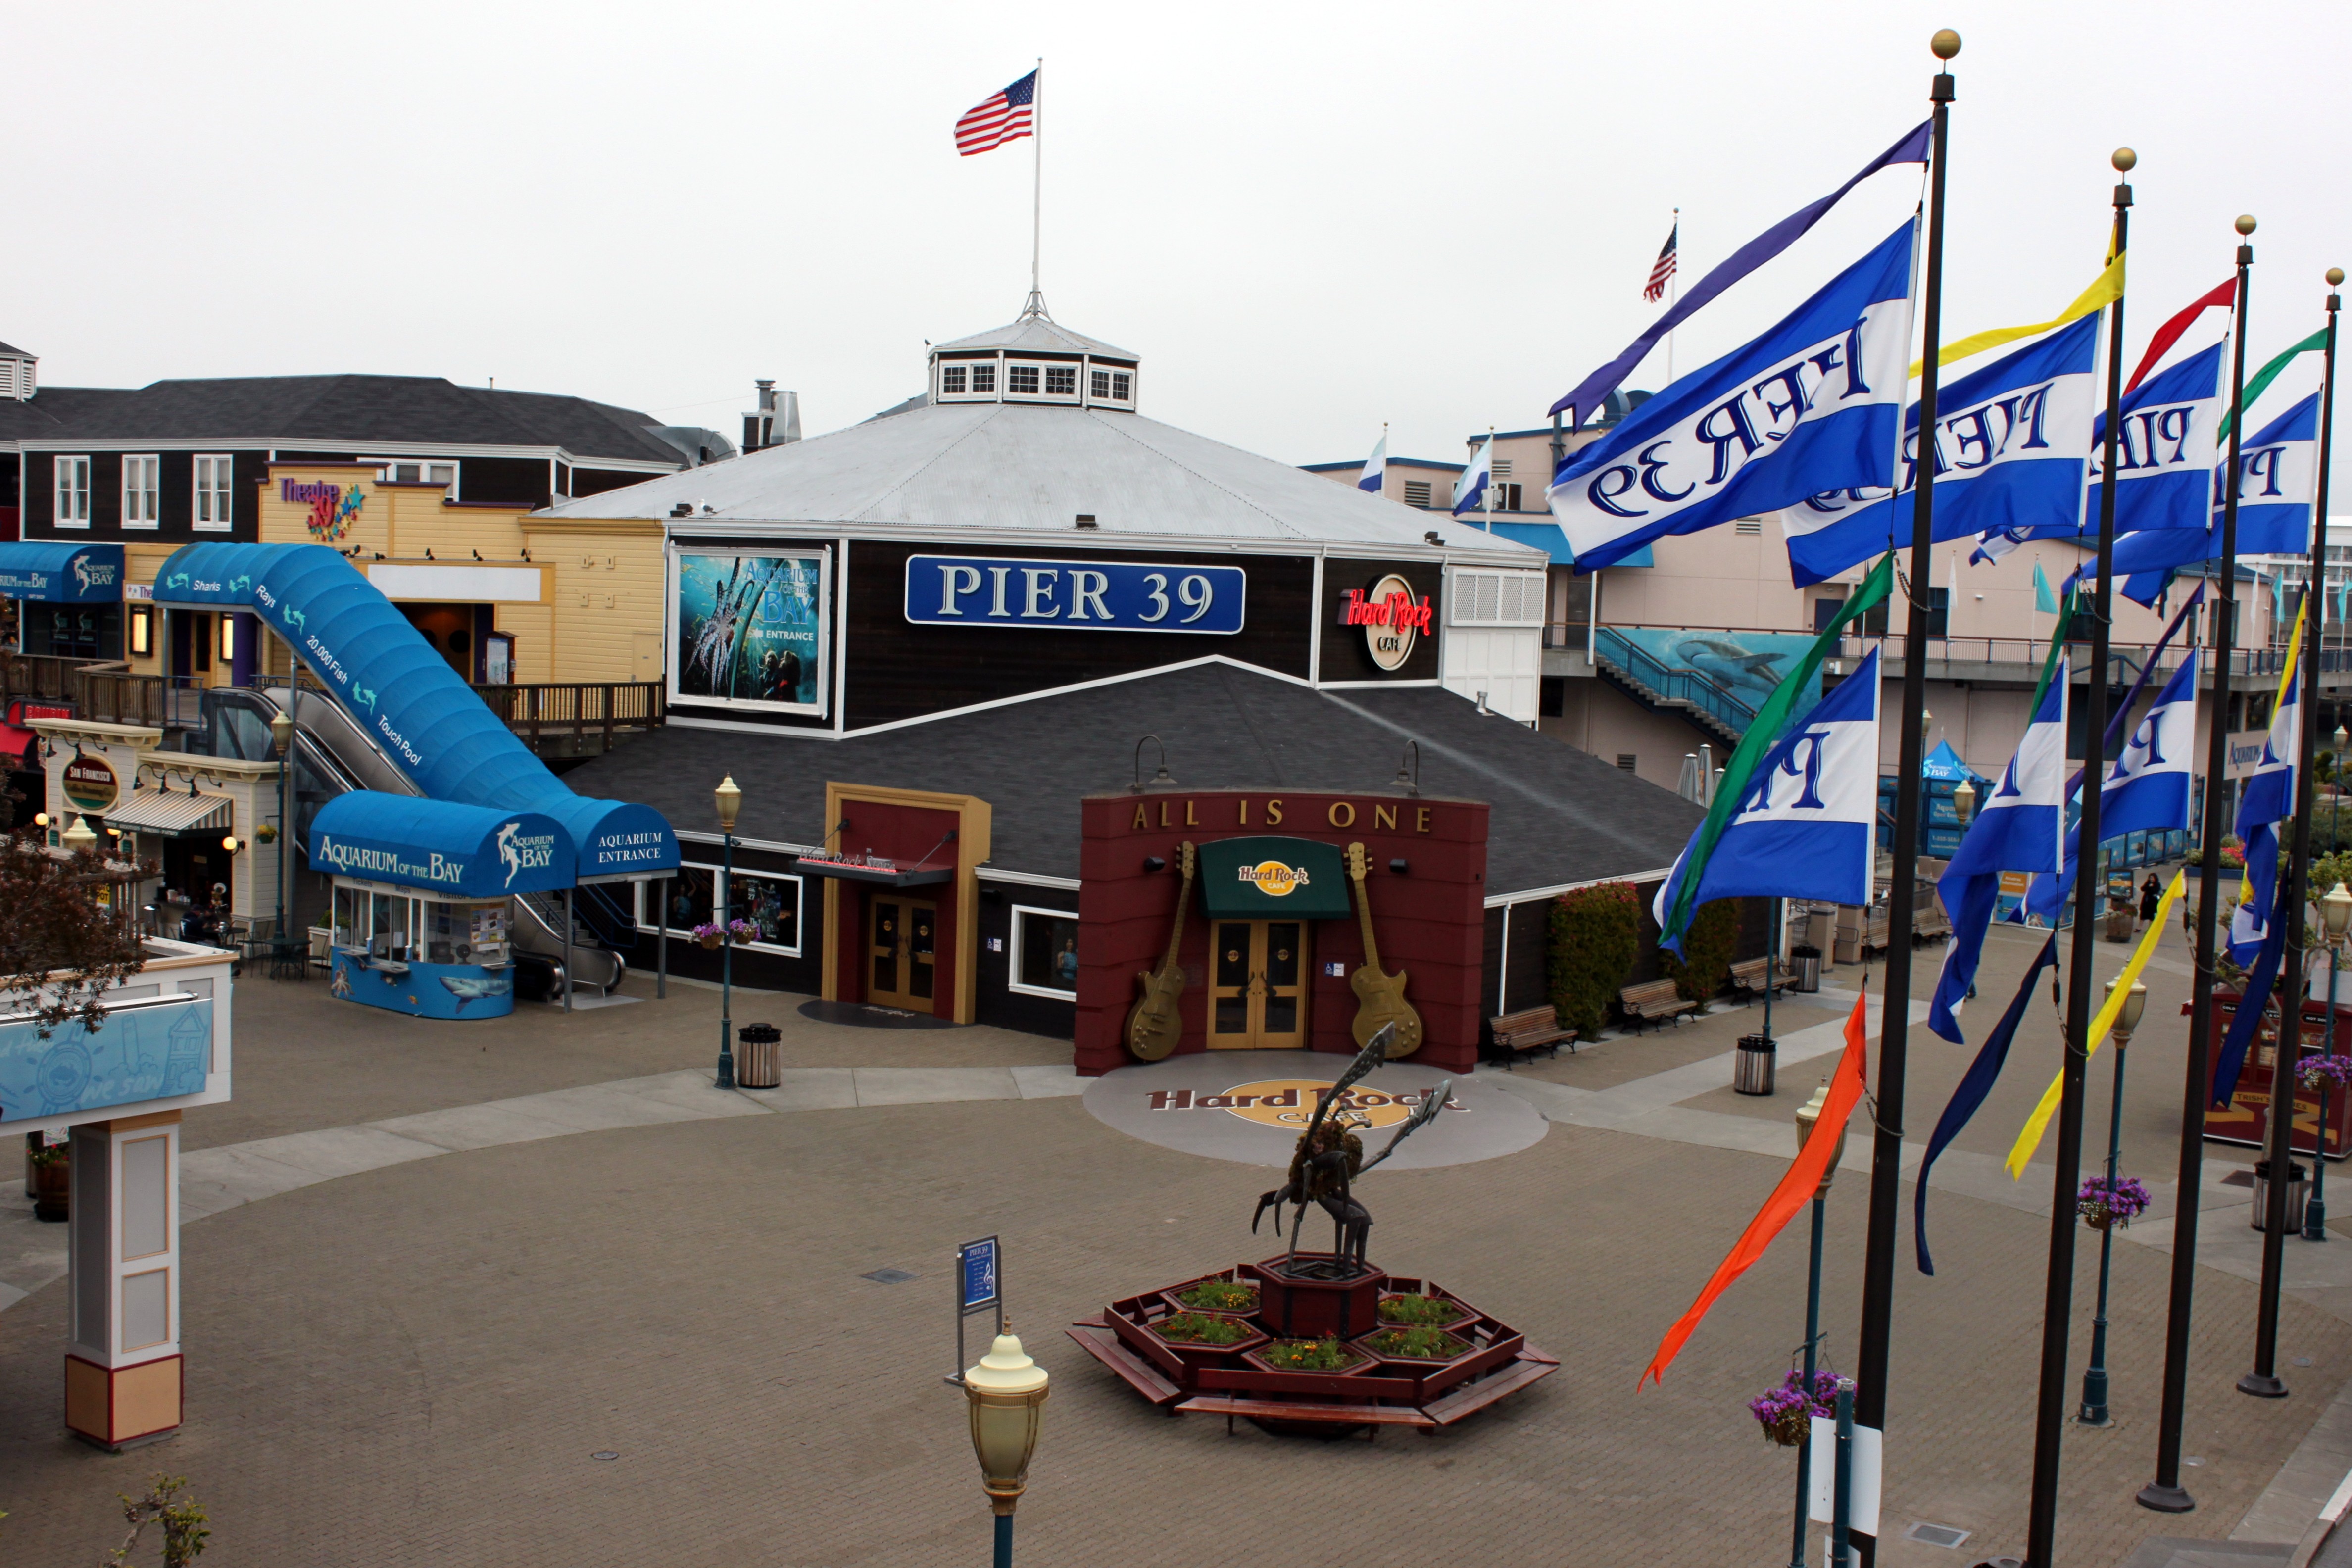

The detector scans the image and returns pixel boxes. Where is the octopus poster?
[672,551,828,714]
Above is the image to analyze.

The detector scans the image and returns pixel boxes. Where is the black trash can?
[1791,945,1822,993]
[736,1022,784,1089]
[1734,1034,1776,1096]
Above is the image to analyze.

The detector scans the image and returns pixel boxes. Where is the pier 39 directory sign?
[903,555,1246,635]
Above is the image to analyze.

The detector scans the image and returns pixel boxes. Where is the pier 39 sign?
[904,555,1246,635]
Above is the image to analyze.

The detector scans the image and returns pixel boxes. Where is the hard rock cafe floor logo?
[1145,1079,1466,1128]
[1237,860,1308,897]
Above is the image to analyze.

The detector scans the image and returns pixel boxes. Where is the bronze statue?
[1251,1024,1452,1276]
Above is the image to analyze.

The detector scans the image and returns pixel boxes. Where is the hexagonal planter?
[1148,1311,1269,1372]
[1161,1271,1261,1319]
[1374,1287,1476,1336]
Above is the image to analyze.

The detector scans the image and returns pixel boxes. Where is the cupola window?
[942,365,968,394]
[1045,366,1076,396]
[972,364,996,392]
[1008,365,1040,395]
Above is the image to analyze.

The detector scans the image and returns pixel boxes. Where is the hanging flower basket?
[727,918,761,945]
[2078,1176,2152,1231]
[1748,1370,1843,1448]
[691,922,725,950]
[2299,1054,2352,1092]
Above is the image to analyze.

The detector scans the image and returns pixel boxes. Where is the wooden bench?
[1619,979,1696,1033]
[1729,957,1786,1005]
[1486,1005,1576,1069]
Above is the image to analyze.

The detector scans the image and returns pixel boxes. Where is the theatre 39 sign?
[904,555,1246,634]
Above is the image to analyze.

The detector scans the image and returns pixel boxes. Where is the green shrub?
[1549,882,1642,1038]
[1661,899,1741,1012]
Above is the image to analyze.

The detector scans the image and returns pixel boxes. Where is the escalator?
[194,686,628,994]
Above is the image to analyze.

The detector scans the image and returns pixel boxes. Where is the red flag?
[1639,991,1869,1389]
[2125,278,2236,393]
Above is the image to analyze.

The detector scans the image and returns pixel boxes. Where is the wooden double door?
[1209,919,1310,1049]
[867,895,938,1010]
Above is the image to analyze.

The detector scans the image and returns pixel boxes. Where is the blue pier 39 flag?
[1651,648,1883,939]
[1548,223,1916,572]
[1928,658,2067,1042]
[2109,392,2320,604]
[1782,314,2098,588]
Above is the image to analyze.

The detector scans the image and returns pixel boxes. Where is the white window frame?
[372,459,460,499]
[1042,363,1078,399]
[1110,369,1132,402]
[940,364,970,396]
[634,863,804,956]
[1007,901,1081,1000]
[193,454,234,532]
[54,455,91,528]
[1006,362,1042,397]
[121,455,162,529]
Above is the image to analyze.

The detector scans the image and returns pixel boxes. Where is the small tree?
[100,1473,210,1567]
[1661,898,1740,1012]
[1549,882,1641,1038]
[1,833,151,1040]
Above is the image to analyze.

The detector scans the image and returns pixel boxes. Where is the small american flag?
[1643,221,1679,303]
[955,70,1037,157]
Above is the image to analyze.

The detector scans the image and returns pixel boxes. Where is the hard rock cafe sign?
[1340,573,1434,671]
[1143,1079,1465,1129]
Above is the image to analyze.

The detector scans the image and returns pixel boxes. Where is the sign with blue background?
[959,1236,1000,1310]
[311,793,575,897]
[0,542,124,604]
[0,998,210,1122]
[906,555,1246,635]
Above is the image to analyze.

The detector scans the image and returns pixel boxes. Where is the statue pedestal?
[1248,1254,1384,1340]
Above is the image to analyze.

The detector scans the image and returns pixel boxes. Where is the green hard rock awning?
[1195,835,1353,920]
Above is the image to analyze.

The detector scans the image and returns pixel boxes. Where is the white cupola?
[928,298,1138,412]
[0,340,34,402]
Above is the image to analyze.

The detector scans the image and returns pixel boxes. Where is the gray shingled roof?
[561,662,1699,893]
[933,315,1137,361]
[0,374,683,465]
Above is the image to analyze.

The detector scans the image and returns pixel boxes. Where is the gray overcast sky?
[6,0,2345,474]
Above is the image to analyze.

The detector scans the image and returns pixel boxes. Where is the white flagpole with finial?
[1485,426,1495,532]
[1027,58,1045,316]
[1666,206,1679,386]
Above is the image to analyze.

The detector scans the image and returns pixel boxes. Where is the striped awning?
[105,789,235,838]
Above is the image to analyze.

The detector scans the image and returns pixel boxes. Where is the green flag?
[2032,561,2058,615]
[2218,329,2328,443]
[1659,553,1896,951]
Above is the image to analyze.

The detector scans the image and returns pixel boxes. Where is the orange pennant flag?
[1639,990,1870,1389]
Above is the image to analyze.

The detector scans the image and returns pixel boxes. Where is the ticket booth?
[308,792,575,1021]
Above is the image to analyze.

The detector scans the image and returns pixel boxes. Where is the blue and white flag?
[2014,650,2199,926]
[1651,648,1884,927]
[1981,342,2225,563]
[1783,315,2098,588]
[2107,392,2321,604]
[1549,222,1916,571]
[2238,635,2302,834]
[1359,432,1388,494]
[1453,437,1492,516]
[1929,659,2068,1041]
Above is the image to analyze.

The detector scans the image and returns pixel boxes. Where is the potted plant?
[30,1140,68,1223]
[1748,1369,1844,1447]
[1162,1273,1260,1317]
[1148,1310,1267,1371]
[728,917,760,945]
[2077,1175,2152,1231]
[692,921,725,950]
[1376,1288,1474,1335]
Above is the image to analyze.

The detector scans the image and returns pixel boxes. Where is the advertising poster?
[673,551,828,714]
[1610,628,1824,735]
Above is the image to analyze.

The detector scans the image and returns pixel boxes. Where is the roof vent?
[1424,531,1442,546]
[670,502,692,518]
[1075,514,1098,530]
[742,381,801,453]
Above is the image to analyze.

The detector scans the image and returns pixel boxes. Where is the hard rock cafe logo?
[1341,573,1433,672]
[1145,1079,1466,1129]
[1237,860,1308,897]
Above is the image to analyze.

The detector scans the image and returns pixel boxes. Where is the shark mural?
[1612,628,1825,733]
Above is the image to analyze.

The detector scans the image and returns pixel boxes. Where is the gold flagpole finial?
[2329,268,2345,288]
[2237,214,2258,237]
[2112,147,2137,174]
[1931,28,1961,59]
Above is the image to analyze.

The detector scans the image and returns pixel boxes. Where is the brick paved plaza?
[6,920,2352,1567]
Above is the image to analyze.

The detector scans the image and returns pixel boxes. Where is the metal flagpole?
[2024,150,2135,1566]
[2251,226,2320,1399]
[1666,207,1679,386]
[1029,58,1044,310]
[1485,428,1495,532]
[2142,214,2260,1511]
[1849,33,1959,1568]
[2300,270,2344,1242]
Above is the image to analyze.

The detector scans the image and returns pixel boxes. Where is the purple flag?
[1550,121,1931,428]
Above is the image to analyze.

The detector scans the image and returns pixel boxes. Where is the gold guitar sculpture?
[1345,842,1422,1058]
[1125,841,1196,1061]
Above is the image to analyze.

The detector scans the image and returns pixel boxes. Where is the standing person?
[2140,870,2163,931]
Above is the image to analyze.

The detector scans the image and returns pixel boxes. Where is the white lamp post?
[964,1329,1048,1568]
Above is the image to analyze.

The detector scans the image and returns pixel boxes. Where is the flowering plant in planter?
[1360,1324,1470,1362]
[1172,1277,1258,1314]
[2299,1054,2352,1092]
[1152,1311,1255,1347]
[727,918,761,944]
[1377,1291,1465,1327]
[2077,1175,2152,1231]
[1748,1370,1844,1447]
[691,922,724,949]
[1255,1336,1362,1373]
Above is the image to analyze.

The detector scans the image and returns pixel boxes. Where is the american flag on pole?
[1643,221,1679,302]
[955,70,1037,157]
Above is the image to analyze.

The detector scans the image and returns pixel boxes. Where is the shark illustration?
[165,571,191,590]
[496,821,522,885]
[331,962,352,1000]
[439,974,512,1012]
[1674,636,1787,698]
[229,575,252,593]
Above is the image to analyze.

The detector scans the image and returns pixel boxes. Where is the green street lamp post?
[715,775,741,1091]
[2306,882,2352,1240]
[1787,1078,1847,1568]
[2079,977,2148,1425]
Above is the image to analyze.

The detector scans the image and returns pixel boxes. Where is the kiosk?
[309,792,575,1021]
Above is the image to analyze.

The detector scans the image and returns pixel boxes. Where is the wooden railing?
[468,681,666,758]
[0,654,192,728]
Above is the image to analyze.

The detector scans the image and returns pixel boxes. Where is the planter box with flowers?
[692,919,763,951]
[1374,1283,1477,1336]
[2078,1176,2151,1231]
[1161,1271,1260,1319]
[1147,1311,1269,1372]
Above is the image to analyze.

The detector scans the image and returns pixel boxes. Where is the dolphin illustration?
[1675,636,1786,697]
[284,608,306,634]
[165,571,191,590]
[352,685,378,713]
[439,974,512,1012]
[229,575,251,593]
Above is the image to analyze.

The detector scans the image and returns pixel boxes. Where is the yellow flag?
[1912,253,2126,381]
[2005,870,2186,1179]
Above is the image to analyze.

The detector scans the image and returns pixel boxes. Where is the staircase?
[1591,628,1756,748]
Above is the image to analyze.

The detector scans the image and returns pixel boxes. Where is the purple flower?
[2299,1054,2352,1091]
[2077,1176,2152,1228]
[1748,1368,1849,1434]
